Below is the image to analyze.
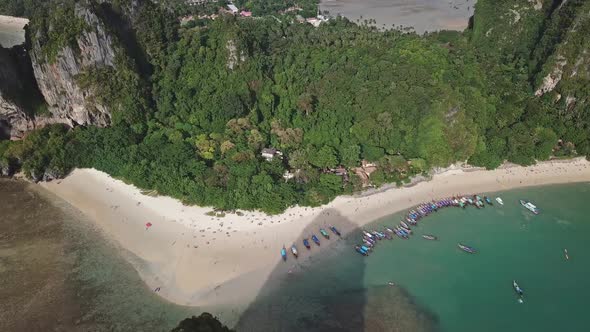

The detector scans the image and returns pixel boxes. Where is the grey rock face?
[0,45,33,139]
[30,4,116,128]
[0,45,67,139]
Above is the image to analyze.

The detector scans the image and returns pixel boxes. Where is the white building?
[261,148,282,161]
[227,4,239,14]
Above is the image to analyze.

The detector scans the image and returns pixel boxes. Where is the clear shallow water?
[237,183,590,331]
[0,180,193,331]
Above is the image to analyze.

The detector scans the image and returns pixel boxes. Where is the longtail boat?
[311,234,321,246]
[330,226,341,236]
[458,243,477,253]
[291,244,299,258]
[320,228,330,239]
[422,234,438,240]
[281,246,287,261]
[303,238,311,249]
[520,200,539,214]
[355,245,368,256]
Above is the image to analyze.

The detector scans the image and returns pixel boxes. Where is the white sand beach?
[40,158,590,315]
[0,15,28,48]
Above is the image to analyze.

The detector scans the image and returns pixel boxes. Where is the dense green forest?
[1,0,589,213]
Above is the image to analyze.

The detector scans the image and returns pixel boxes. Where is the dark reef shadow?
[234,209,440,332]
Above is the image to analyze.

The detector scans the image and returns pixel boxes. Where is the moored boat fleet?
[282,226,342,261]
[280,195,540,260]
[352,195,540,256]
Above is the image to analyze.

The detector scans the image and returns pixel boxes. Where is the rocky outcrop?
[0,43,68,139]
[535,55,567,96]
[29,3,117,128]
[532,0,590,111]
[0,45,42,139]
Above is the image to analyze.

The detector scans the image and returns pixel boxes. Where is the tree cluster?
[1,0,588,214]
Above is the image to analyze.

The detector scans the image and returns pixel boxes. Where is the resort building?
[354,160,378,187]
[283,171,295,181]
[227,4,239,14]
[261,148,283,161]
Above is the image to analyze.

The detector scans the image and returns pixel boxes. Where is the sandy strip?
[319,0,475,33]
[40,158,590,312]
[0,15,28,48]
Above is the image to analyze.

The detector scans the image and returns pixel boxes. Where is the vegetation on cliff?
[0,0,588,213]
[170,313,234,332]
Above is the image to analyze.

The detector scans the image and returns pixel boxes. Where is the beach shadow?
[234,209,440,332]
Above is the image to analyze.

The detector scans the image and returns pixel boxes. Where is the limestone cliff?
[470,0,589,112]
[29,3,116,128]
[0,45,51,139]
[532,0,590,113]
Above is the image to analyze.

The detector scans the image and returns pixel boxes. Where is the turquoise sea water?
[236,183,590,331]
[3,180,590,331]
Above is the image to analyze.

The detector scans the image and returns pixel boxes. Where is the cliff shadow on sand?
[234,209,440,332]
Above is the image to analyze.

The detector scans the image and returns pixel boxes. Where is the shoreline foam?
[38,158,590,314]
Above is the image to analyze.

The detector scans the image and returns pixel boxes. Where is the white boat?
[520,200,539,214]
[495,197,504,205]
[513,280,524,303]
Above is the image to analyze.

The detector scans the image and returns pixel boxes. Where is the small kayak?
[281,246,287,261]
[422,234,438,240]
[291,245,298,258]
[458,243,477,253]
[320,228,330,239]
[330,226,341,236]
[311,235,321,246]
[496,197,504,205]
[303,238,311,249]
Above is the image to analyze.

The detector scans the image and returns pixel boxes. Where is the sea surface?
[320,0,475,33]
[236,182,590,331]
[2,179,590,331]
[0,179,192,331]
